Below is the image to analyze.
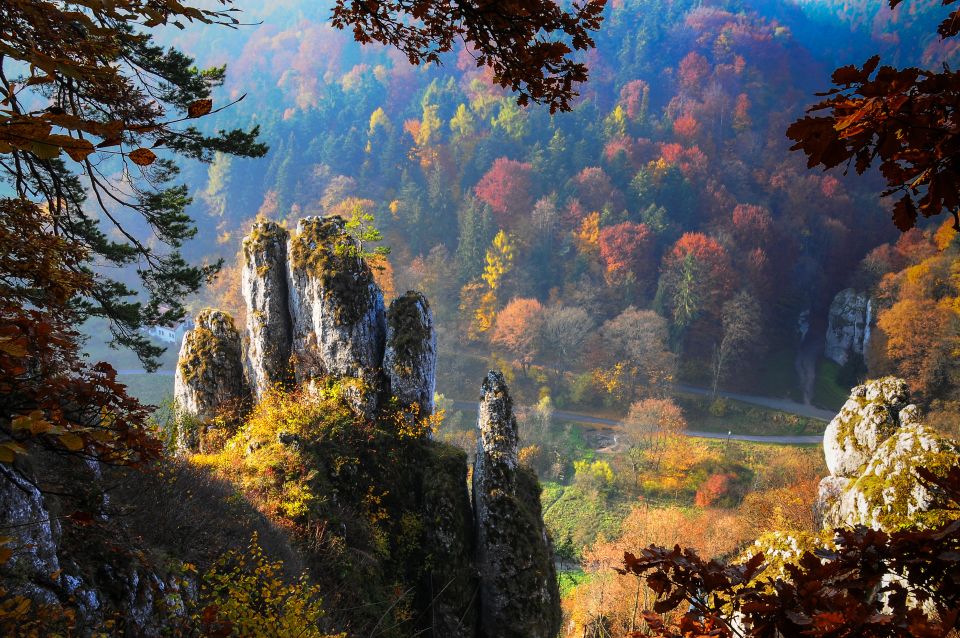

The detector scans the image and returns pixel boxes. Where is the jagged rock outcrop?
[825,288,871,365]
[0,469,61,605]
[822,377,909,477]
[241,221,292,399]
[815,378,960,531]
[174,309,248,440]
[179,216,442,422]
[472,371,560,638]
[384,292,437,416]
[286,216,386,384]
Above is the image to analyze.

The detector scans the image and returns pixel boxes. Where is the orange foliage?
[491,297,545,372]
[673,113,699,140]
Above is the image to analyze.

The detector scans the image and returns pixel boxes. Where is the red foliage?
[731,203,773,246]
[599,222,654,285]
[619,79,649,121]
[474,157,534,222]
[570,166,623,212]
[678,52,710,91]
[604,136,639,167]
[673,113,699,140]
[694,473,735,507]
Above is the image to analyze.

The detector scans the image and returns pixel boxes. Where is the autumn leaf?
[188,99,213,118]
[0,335,27,357]
[58,432,85,451]
[47,135,95,162]
[128,148,156,166]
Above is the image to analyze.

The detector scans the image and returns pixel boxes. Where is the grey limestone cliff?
[825,288,871,366]
[384,291,437,416]
[472,370,560,638]
[241,220,293,399]
[286,216,386,388]
[173,309,248,444]
[815,377,960,531]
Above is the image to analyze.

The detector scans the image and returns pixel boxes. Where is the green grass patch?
[540,483,632,552]
[813,358,852,412]
[557,569,590,597]
[756,348,803,402]
[118,374,174,407]
[674,393,825,437]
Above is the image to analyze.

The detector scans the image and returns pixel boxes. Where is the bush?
[194,533,342,638]
[709,397,729,417]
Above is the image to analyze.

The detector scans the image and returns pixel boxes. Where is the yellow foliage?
[481,230,514,290]
[575,211,600,256]
[368,106,391,135]
[196,533,342,638]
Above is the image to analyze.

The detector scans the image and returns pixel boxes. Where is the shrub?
[195,533,342,638]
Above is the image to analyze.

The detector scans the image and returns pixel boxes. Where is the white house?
[142,314,193,344]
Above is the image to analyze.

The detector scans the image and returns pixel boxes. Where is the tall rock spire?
[472,371,560,638]
[286,216,386,384]
[241,221,293,400]
[384,291,437,417]
[173,309,248,448]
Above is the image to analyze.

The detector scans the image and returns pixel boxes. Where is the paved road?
[118,369,174,376]
[674,384,836,421]
[450,400,823,445]
[117,371,827,445]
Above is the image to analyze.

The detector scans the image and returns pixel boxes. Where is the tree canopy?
[787,0,960,232]
[331,0,607,113]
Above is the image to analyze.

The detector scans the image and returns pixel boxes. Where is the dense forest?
[4,0,960,635]
[150,0,958,413]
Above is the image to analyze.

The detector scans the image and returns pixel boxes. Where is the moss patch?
[851,425,960,531]
[387,292,431,375]
[177,310,242,388]
[288,217,376,326]
[242,220,288,263]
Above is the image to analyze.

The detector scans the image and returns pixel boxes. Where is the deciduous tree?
[786,0,960,231]
[491,297,545,374]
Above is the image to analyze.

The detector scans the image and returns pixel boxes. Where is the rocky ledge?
[815,377,960,531]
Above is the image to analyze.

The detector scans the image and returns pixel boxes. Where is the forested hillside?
[152,0,955,409]
[6,0,960,635]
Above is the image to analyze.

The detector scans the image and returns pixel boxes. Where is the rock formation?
[176,216,437,422]
[472,371,561,638]
[815,378,960,531]
[287,216,386,383]
[168,221,562,636]
[384,291,437,415]
[824,288,871,366]
[241,220,292,399]
[174,309,248,438]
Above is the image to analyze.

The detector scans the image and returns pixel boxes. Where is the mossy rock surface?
[289,216,376,326]
[386,291,432,376]
[845,423,960,531]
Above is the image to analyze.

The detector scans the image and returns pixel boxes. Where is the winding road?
[451,398,825,446]
[117,370,828,445]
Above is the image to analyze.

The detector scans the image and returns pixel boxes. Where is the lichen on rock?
[384,291,437,416]
[286,216,386,385]
[174,309,248,446]
[241,220,293,400]
[822,377,908,477]
[815,377,960,532]
[472,370,560,638]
